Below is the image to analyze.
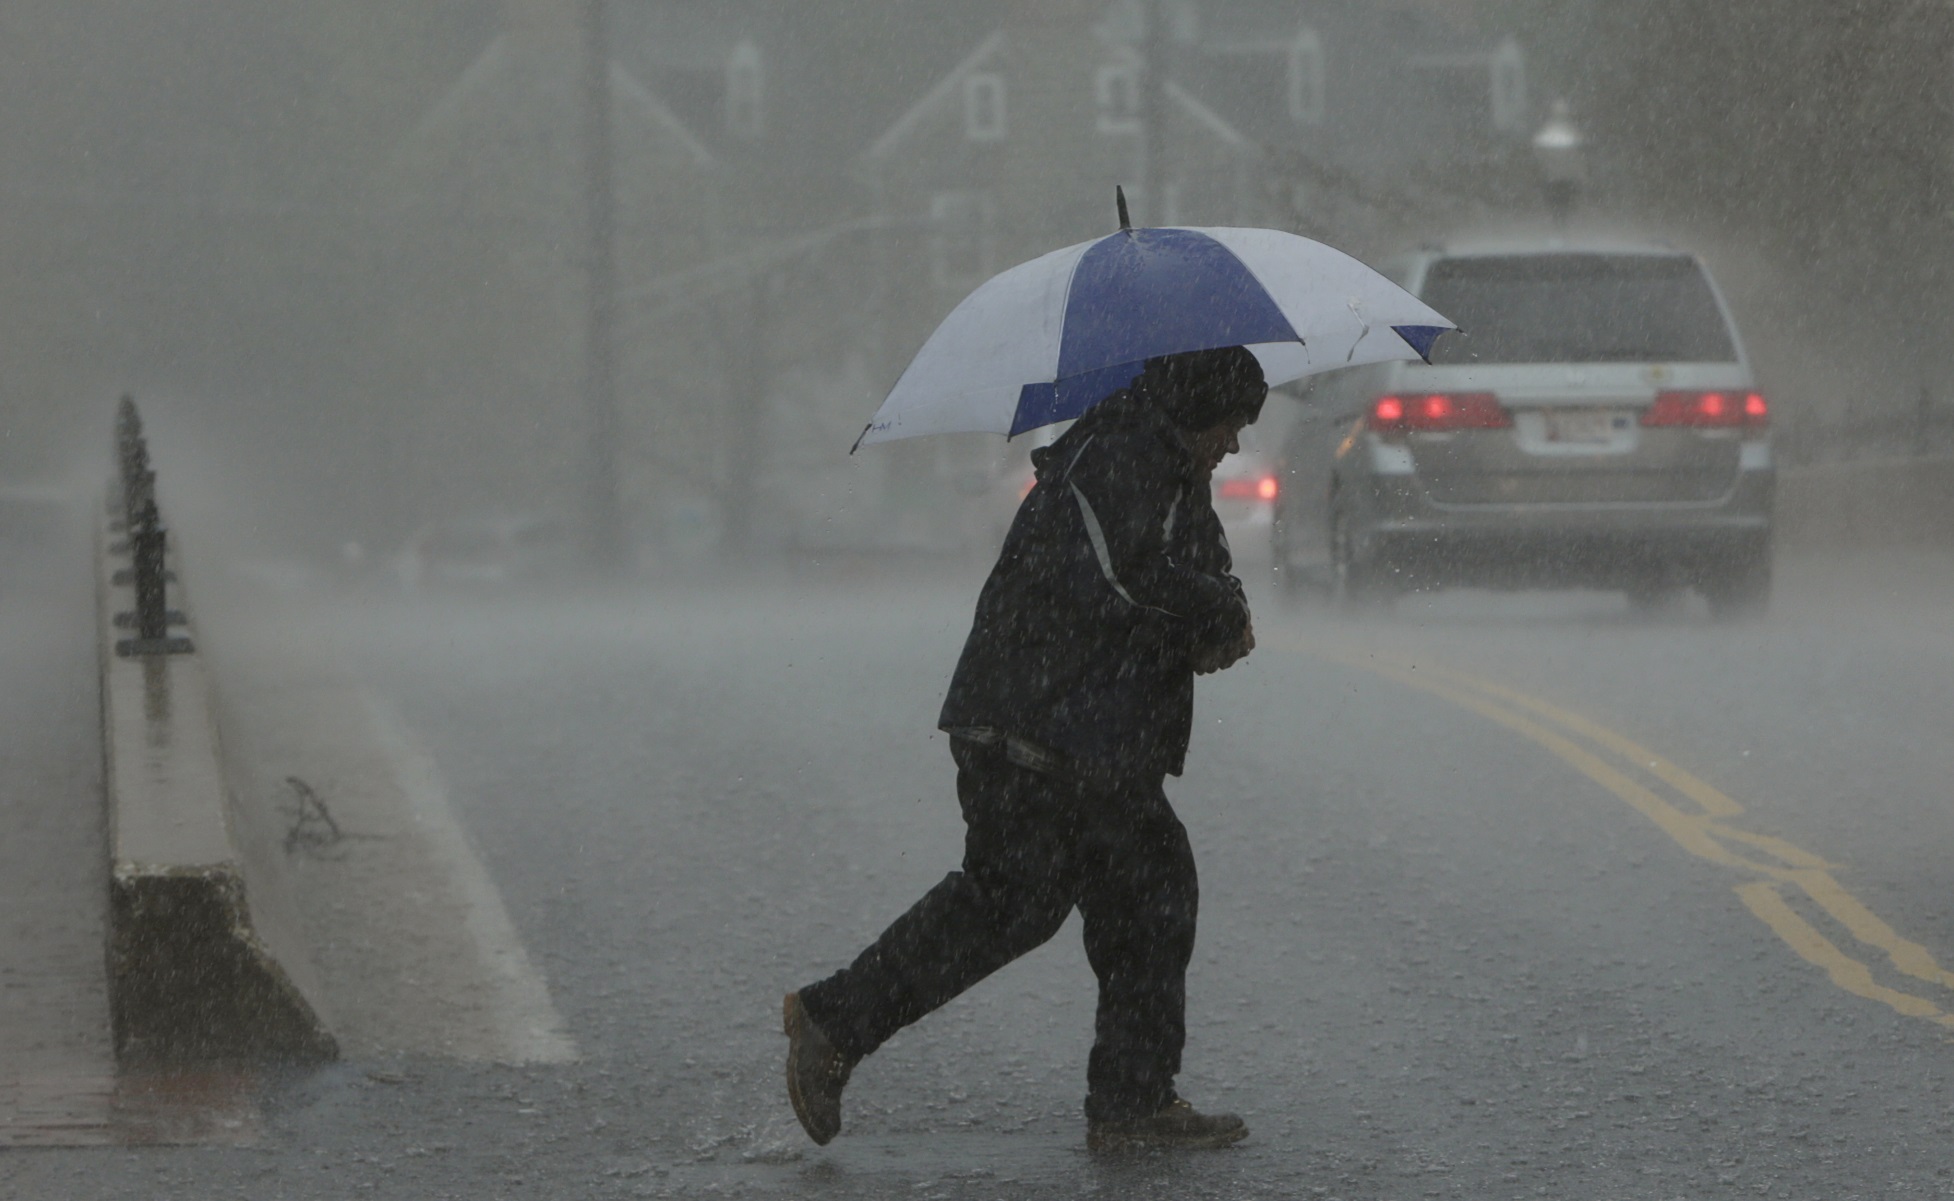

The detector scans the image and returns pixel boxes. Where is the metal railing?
[108,396,194,657]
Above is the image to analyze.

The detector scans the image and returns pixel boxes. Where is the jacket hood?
[1029,389,1189,483]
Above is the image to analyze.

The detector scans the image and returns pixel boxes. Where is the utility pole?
[723,274,772,554]
[1139,0,1167,225]
[577,0,628,573]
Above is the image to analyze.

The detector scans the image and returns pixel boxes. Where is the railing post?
[132,500,168,642]
[124,466,154,538]
[113,396,145,528]
[109,396,194,658]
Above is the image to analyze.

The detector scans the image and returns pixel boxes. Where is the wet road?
[7,547,1954,1198]
[0,503,115,1143]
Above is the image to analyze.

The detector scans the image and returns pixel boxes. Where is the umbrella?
[854,190,1455,450]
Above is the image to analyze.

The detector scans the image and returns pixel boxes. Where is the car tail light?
[1641,390,1769,430]
[1368,392,1510,433]
[1217,474,1280,503]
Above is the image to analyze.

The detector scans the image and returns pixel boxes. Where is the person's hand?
[1191,641,1244,674]
[1192,621,1254,674]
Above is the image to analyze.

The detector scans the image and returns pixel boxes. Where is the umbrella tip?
[1115,186,1131,232]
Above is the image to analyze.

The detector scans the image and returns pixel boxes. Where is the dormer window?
[964,72,1006,142]
[1490,36,1528,132]
[726,39,764,140]
[1286,28,1325,124]
[1095,62,1141,134]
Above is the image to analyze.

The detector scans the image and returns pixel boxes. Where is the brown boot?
[782,992,856,1145]
[1086,1098,1248,1152]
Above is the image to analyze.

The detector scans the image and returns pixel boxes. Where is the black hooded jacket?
[937,388,1251,782]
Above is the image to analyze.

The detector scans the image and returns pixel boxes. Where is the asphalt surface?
[0,501,116,1145]
[5,529,1954,1198]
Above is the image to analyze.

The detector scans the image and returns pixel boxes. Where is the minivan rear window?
[1420,254,1738,364]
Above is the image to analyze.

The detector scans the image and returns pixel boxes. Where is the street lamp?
[1532,98,1586,231]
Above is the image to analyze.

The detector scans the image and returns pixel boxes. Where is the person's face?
[1184,416,1250,475]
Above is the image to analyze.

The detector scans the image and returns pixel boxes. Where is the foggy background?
[8,5,1954,1190]
[2,0,1948,569]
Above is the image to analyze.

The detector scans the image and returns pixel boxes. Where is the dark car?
[1271,238,1775,617]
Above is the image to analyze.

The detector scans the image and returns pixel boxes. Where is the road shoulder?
[198,595,575,1065]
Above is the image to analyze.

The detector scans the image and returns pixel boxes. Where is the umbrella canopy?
[855,222,1455,449]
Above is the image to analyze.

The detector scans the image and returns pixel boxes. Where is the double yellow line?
[1288,637,1954,1030]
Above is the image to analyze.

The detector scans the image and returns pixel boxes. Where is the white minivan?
[1272,238,1774,617]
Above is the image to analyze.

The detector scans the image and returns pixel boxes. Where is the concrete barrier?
[95,501,336,1064]
[1777,456,1954,552]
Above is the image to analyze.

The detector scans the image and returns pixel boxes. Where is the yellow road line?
[1405,658,1954,995]
[1416,665,1750,822]
[1787,869,1954,993]
[1289,636,1954,1028]
[1736,883,1954,1027]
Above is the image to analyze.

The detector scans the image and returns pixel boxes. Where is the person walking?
[783,346,1266,1152]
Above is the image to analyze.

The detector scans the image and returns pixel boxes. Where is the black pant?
[798,738,1199,1122]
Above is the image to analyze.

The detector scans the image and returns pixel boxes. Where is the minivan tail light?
[1369,392,1510,433]
[1641,390,1769,430]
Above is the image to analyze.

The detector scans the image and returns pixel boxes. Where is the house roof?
[612,63,716,168]
[862,33,1005,161]
[401,31,715,170]
[1164,81,1250,149]
[847,0,1524,175]
[859,28,1256,165]
[614,0,999,171]
[1165,0,1528,186]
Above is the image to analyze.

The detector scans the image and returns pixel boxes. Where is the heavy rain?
[3,1,1953,1196]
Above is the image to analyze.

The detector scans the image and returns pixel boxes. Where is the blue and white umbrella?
[855,215,1455,449]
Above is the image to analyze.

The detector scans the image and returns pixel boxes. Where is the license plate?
[1543,410,1622,444]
